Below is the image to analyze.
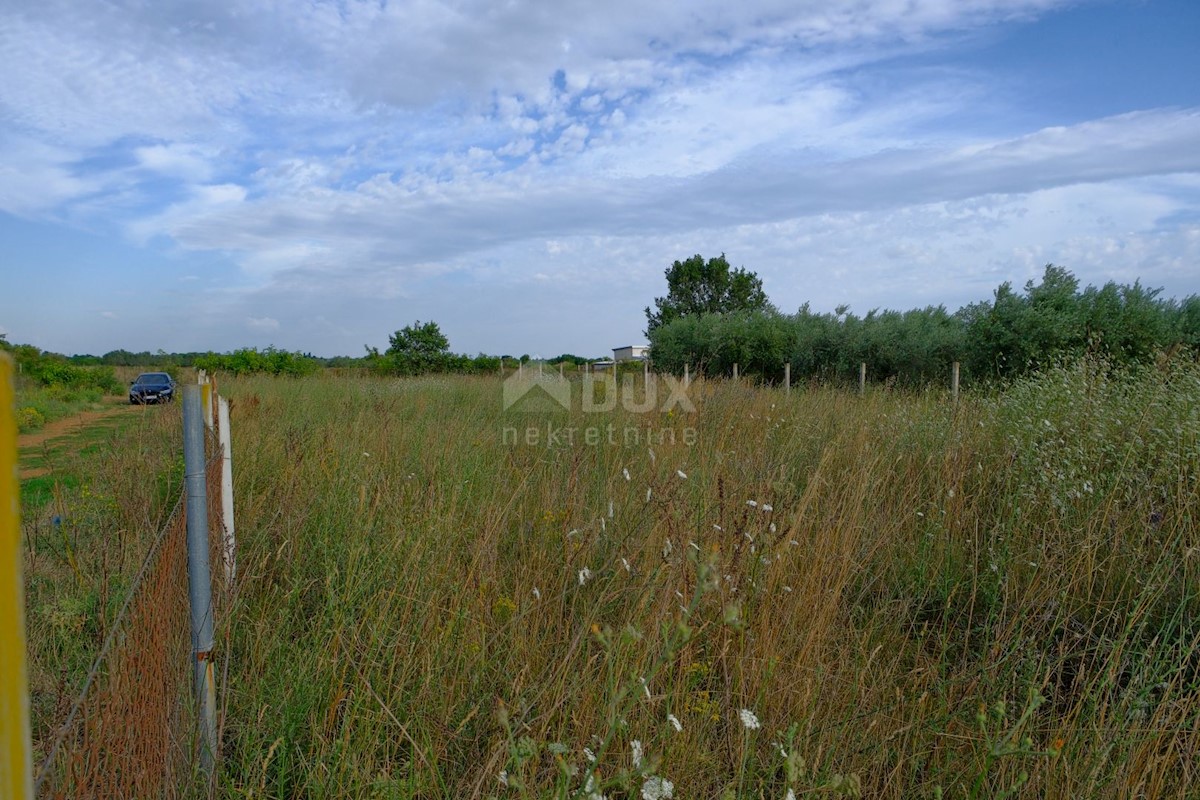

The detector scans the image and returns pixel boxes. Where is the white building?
[612,345,650,362]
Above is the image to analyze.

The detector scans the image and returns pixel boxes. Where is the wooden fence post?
[0,355,33,800]
[952,361,960,403]
[859,362,866,395]
[784,362,790,395]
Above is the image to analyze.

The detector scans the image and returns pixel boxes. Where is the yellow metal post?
[0,354,33,799]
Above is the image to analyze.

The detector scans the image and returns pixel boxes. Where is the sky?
[2,0,1199,358]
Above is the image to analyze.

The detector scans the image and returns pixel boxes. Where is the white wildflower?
[532,587,541,599]
[739,708,761,730]
[583,772,605,800]
[713,524,723,531]
[498,770,509,787]
[782,585,792,593]
[579,567,593,585]
[640,676,652,700]
[676,469,687,480]
[747,500,758,508]
[621,557,632,572]
[362,452,371,457]
[785,789,796,800]
[608,500,614,518]
[667,713,682,732]
[769,523,776,533]
[646,487,653,502]
[642,775,674,800]
[631,739,644,768]
[584,747,596,763]
[662,539,674,558]
[761,504,773,512]
[623,468,631,481]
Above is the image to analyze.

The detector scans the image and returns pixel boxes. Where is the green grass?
[21,402,184,752]
[24,362,1200,798]
[198,361,1199,799]
[13,382,115,433]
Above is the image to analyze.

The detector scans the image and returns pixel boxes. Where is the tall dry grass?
[211,360,1198,798]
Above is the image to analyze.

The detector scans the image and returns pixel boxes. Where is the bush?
[16,406,45,432]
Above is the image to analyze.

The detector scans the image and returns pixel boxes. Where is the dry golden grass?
[26,359,1200,798]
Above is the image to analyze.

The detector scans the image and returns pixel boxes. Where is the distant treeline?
[650,265,1200,386]
[55,341,599,379]
[1,336,124,394]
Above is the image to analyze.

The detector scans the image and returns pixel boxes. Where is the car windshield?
[135,374,171,386]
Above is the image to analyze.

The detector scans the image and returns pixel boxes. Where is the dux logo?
[503,371,572,412]
[503,371,695,413]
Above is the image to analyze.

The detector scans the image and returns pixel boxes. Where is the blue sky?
[2,0,1199,357]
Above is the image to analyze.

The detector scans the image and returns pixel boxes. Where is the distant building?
[613,345,650,362]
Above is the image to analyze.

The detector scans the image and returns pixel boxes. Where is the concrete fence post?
[217,397,236,587]
[182,386,218,775]
[859,362,866,395]
[733,363,739,381]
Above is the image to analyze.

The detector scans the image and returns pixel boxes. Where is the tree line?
[647,257,1200,386]
[10,255,1196,387]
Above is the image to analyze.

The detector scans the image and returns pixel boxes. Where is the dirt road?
[17,403,138,479]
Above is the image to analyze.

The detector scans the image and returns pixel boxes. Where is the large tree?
[645,253,771,334]
[382,320,451,374]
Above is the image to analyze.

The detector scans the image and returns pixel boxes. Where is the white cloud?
[3,0,1198,358]
[135,143,215,182]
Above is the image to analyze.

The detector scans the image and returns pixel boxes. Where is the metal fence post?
[0,355,33,800]
[182,385,218,774]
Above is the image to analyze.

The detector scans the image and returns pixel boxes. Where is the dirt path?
[17,403,137,479]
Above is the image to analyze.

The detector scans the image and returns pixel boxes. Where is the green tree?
[645,253,772,334]
[379,320,451,375]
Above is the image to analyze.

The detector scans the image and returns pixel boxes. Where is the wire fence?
[33,433,226,799]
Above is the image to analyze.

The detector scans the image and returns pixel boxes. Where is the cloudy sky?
[2,0,1199,358]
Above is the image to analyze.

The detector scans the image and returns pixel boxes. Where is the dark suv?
[129,372,176,404]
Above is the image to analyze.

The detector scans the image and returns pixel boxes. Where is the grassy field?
[188,360,1196,799]
[20,400,183,756]
[21,360,1200,798]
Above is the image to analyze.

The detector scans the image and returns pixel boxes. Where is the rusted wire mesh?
[35,437,226,799]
